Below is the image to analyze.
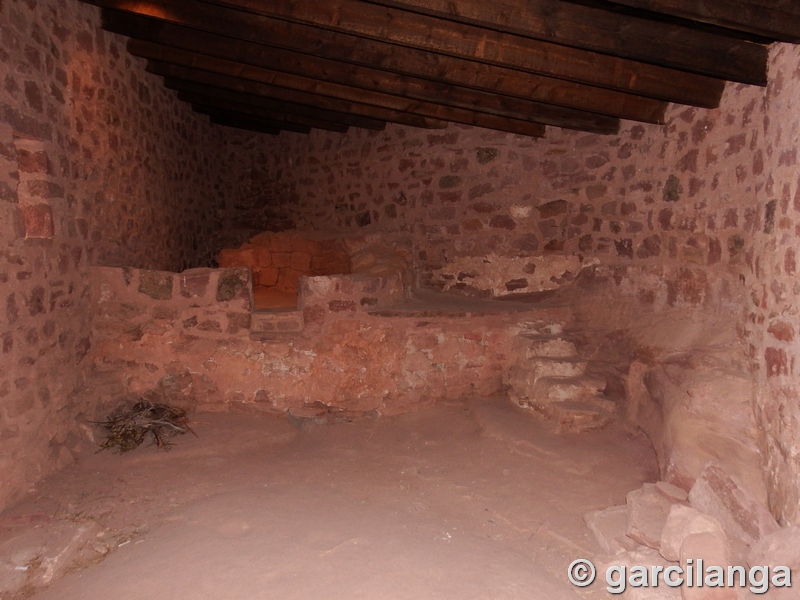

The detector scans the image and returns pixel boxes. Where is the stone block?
[276,268,301,292]
[688,462,779,547]
[138,270,173,300]
[0,518,109,596]
[249,232,275,248]
[656,481,689,504]
[660,505,726,562]
[679,532,736,600]
[627,483,675,550]
[20,203,54,238]
[290,251,312,272]
[252,247,272,267]
[256,267,279,287]
[180,268,213,299]
[584,505,643,554]
[216,268,252,304]
[639,365,766,507]
[519,335,578,358]
[251,310,304,334]
[217,248,254,268]
[526,357,588,379]
[748,524,800,569]
[532,375,606,403]
[16,147,50,174]
[272,252,292,269]
[21,180,64,199]
[329,300,356,312]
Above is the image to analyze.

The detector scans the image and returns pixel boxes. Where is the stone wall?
[1,0,227,512]
[748,44,800,525]
[87,265,563,419]
[220,46,800,523]
[221,90,765,299]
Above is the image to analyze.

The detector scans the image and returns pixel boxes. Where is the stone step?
[532,374,607,403]
[513,335,578,359]
[250,309,304,340]
[525,356,588,379]
[504,359,590,408]
[517,321,564,336]
[547,396,616,433]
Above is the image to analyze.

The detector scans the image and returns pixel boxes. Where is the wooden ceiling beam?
[191,107,318,134]
[99,4,667,124]
[363,0,768,85]
[206,115,288,135]
[606,0,800,43]
[87,0,723,108]
[195,0,726,107]
[147,60,446,131]
[133,44,546,138]
[173,79,387,132]
[174,91,351,133]
[107,13,619,134]
[189,101,349,133]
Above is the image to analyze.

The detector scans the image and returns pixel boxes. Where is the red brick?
[217,248,254,268]
[290,251,312,272]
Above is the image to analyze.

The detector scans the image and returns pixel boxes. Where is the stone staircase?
[504,323,616,432]
[249,308,304,341]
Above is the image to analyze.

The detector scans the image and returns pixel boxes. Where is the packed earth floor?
[0,397,656,599]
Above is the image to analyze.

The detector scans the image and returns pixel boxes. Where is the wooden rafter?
[363,0,768,84]
[78,0,790,137]
[107,13,619,134]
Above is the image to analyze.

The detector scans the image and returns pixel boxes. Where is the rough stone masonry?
[3,0,800,537]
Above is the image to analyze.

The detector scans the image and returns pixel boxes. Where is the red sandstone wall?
[222,95,765,301]
[88,265,544,419]
[221,47,800,523]
[0,0,227,511]
[748,44,800,525]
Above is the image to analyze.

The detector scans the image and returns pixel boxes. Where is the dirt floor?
[1,396,657,599]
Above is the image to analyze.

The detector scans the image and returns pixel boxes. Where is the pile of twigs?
[97,401,195,453]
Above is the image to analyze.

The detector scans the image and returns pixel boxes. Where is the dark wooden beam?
[107,13,618,134]
[362,0,768,85]
[144,59,446,131]
[133,44,546,138]
[196,0,726,107]
[87,0,723,108]
[172,84,362,132]
[607,0,800,43]
[191,105,311,135]
[207,115,287,135]
[174,78,386,131]
[139,60,447,129]
[99,4,666,124]
[177,90,351,133]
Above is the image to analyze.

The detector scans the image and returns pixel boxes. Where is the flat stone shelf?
[367,289,571,319]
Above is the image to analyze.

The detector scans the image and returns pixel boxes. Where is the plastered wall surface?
[0,0,226,512]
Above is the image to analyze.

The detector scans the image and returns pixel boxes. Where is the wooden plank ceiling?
[81,0,798,138]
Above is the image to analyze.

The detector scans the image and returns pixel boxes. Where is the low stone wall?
[217,231,351,308]
[86,266,561,417]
